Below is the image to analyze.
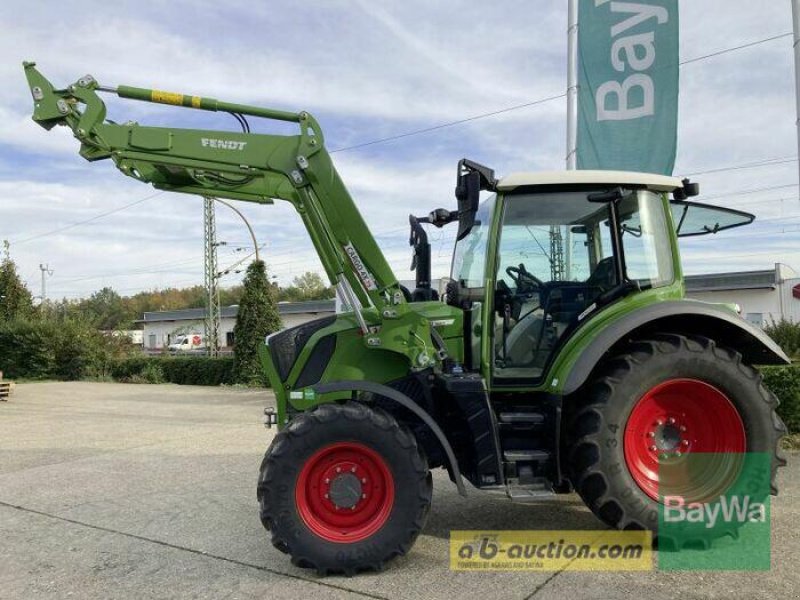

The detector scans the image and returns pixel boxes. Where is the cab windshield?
[493,188,672,380]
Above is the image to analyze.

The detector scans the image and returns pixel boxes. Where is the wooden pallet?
[0,381,11,401]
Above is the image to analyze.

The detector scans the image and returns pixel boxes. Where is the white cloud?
[0,0,799,300]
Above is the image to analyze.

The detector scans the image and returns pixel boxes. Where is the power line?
[10,191,164,245]
[27,32,799,293]
[11,30,792,256]
[329,32,793,155]
[681,156,798,177]
[701,183,799,202]
[329,93,568,153]
[678,32,792,66]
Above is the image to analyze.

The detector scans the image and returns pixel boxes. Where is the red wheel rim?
[623,379,746,501]
[295,442,395,543]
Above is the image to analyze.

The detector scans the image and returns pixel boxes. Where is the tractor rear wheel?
[567,334,786,544]
[257,402,432,575]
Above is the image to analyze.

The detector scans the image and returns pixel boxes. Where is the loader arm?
[23,62,401,314]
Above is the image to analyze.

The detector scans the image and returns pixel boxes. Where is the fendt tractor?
[25,63,787,574]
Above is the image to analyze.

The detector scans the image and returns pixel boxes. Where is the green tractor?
[25,64,787,574]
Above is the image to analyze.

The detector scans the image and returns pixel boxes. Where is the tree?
[292,271,327,300]
[0,241,34,322]
[233,260,281,384]
[82,286,134,330]
[278,271,334,302]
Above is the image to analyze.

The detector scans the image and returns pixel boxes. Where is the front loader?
[24,63,788,574]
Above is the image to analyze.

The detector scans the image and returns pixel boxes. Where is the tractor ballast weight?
[25,63,788,575]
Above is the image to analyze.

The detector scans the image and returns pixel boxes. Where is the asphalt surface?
[0,382,798,600]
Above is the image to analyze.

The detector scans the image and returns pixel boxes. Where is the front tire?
[567,334,786,543]
[257,402,432,575]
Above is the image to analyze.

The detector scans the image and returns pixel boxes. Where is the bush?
[761,365,800,434]
[764,318,800,359]
[0,317,125,380]
[110,355,238,386]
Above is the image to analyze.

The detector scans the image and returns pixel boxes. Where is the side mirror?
[455,170,480,241]
[673,178,700,200]
[454,158,497,241]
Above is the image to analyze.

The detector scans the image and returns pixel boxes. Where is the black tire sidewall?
[262,403,430,571]
[572,337,777,531]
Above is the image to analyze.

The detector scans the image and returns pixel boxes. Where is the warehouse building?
[137,265,798,351]
[138,300,335,350]
[685,264,800,328]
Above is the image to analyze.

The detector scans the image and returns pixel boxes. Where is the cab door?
[490,190,617,383]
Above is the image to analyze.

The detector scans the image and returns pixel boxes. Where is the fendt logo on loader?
[201,138,247,150]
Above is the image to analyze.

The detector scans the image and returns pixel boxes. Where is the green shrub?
[761,365,800,434]
[110,355,239,386]
[0,317,126,380]
[135,361,165,384]
[764,319,800,359]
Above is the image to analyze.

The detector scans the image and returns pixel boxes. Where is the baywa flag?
[577,0,679,175]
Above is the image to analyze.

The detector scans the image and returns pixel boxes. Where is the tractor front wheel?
[257,402,432,575]
[567,334,786,543]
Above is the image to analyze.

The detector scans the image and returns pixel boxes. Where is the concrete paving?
[0,382,797,599]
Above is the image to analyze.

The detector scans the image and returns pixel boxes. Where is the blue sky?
[0,0,798,300]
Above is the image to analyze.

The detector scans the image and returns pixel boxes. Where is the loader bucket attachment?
[24,62,71,130]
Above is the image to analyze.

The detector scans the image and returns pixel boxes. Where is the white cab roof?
[497,170,683,193]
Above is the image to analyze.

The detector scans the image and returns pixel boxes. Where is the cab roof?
[497,170,684,193]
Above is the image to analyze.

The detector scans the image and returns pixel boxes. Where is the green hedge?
[0,318,243,386]
[110,355,238,386]
[761,365,800,434]
[0,318,120,380]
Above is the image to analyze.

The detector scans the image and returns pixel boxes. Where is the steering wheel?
[506,264,543,294]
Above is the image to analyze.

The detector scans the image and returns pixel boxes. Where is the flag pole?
[562,0,579,280]
[792,0,800,192]
[566,0,579,170]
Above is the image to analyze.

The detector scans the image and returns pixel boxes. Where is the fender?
[312,380,468,497]
[562,300,790,395]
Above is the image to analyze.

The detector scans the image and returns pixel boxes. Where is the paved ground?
[0,382,798,600]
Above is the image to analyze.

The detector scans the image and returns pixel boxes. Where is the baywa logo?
[657,452,772,571]
[663,494,766,529]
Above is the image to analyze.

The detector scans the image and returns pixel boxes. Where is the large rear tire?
[567,334,786,544]
[257,402,432,575]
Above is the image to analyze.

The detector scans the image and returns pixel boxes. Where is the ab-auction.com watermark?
[451,454,773,572]
[449,531,652,571]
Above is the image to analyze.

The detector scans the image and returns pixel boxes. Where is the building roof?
[685,269,778,293]
[137,299,335,323]
[497,170,683,192]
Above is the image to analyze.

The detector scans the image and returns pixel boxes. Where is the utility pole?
[203,197,221,357]
[792,0,800,192]
[38,263,53,303]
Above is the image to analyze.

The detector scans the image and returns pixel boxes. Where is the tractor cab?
[445,167,754,384]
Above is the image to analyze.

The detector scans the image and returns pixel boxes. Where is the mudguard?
[312,380,468,496]
[562,300,789,395]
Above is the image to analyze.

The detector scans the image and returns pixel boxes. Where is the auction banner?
[577,0,679,174]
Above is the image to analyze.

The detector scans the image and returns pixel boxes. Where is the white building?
[138,300,335,350]
[685,264,800,328]
[136,266,798,350]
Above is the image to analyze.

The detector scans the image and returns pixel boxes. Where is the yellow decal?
[450,530,652,571]
[191,96,201,108]
[151,90,184,106]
